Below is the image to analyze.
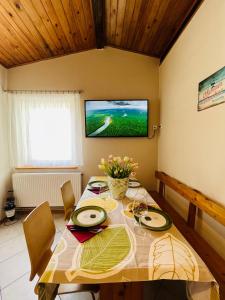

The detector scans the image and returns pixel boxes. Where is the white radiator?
[12,172,82,207]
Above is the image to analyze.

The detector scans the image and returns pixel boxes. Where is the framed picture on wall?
[198,66,225,111]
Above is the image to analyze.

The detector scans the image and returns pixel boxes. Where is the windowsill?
[15,166,78,170]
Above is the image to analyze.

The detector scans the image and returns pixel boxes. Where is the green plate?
[88,180,108,189]
[71,206,107,227]
[134,206,172,231]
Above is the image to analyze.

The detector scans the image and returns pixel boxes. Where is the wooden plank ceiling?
[0,0,95,68]
[0,0,202,68]
[106,0,202,59]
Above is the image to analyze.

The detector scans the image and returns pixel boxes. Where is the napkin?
[67,225,107,243]
[87,187,109,194]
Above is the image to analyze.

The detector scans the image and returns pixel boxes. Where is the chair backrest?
[61,180,75,221]
[23,201,56,281]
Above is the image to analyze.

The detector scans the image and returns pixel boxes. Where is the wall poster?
[198,66,225,111]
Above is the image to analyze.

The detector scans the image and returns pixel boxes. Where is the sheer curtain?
[8,92,83,167]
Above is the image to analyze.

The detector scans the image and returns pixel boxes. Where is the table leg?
[100,282,144,300]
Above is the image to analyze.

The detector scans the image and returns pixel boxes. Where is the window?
[9,92,83,167]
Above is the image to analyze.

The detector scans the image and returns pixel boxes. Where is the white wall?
[8,47,159,190]
[0,65,10,220]
[159,0,225,258]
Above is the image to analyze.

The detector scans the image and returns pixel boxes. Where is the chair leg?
[90,291,96,300]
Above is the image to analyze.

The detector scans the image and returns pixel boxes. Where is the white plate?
[129,180,141,188]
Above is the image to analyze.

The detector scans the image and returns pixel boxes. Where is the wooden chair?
[23,201,99,299]
[61,180,76,221]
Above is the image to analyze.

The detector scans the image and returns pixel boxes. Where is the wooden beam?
[92,0,105,48]
[155,171,225,227]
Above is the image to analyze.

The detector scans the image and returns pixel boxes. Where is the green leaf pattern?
[80,226,130,272]
[65,224,136,281]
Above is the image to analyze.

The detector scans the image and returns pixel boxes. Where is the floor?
[0,213,96,300]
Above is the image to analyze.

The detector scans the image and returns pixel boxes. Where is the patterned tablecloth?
[38,177,219,300]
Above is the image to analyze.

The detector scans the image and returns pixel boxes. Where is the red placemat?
[67,225,107,243]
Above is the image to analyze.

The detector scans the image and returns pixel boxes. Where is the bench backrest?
[155,171,225,228]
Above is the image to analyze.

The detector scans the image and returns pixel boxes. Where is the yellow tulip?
[117,156,122,163]
[98,164,105,170]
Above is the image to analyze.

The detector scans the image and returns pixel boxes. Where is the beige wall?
[0,65,7,90]
[159,0,225,258]
[0,65,10,220]
[8,47,159,190]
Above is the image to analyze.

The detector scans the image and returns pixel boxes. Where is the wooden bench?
[150,171,225,299]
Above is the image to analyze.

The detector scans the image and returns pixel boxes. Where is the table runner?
[38,177,219,299]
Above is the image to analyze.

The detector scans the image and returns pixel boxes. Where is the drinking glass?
[133,192,149,236]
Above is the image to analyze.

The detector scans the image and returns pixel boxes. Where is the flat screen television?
[85,99,149,137]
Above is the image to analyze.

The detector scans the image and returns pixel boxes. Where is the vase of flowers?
[98,155,138,200]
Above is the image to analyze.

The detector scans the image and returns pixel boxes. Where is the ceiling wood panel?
[62,0,83,51]
[141,0,172,54]
[0,5,40,60]
[0,0,203,68]
[114,0,126,46]
[0,22,29,63]
[22,0,62,55]
[0,1,49,58]
[29,0,64,55]
[0,17,32,62]
[0,46,18,67]
[40,0,71,52]
[51,0,77,50]
[76,0,96,48]
[7,0,53,57]
[125,0,143,49]
[120,0,135,48]
[132,0,158,52]
[159,0,203,60]
[0,0,95,68]
[106,0,203,59]
[109,0,117,44]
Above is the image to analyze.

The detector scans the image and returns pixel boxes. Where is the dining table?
[38,176,219,300]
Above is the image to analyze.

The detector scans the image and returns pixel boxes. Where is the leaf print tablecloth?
[38,177,219,300]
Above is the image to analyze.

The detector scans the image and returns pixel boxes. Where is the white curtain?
[8,92,83,167]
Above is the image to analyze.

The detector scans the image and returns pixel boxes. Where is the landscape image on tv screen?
[85,100,149,137]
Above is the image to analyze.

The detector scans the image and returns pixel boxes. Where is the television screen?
[85,100,149,137]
